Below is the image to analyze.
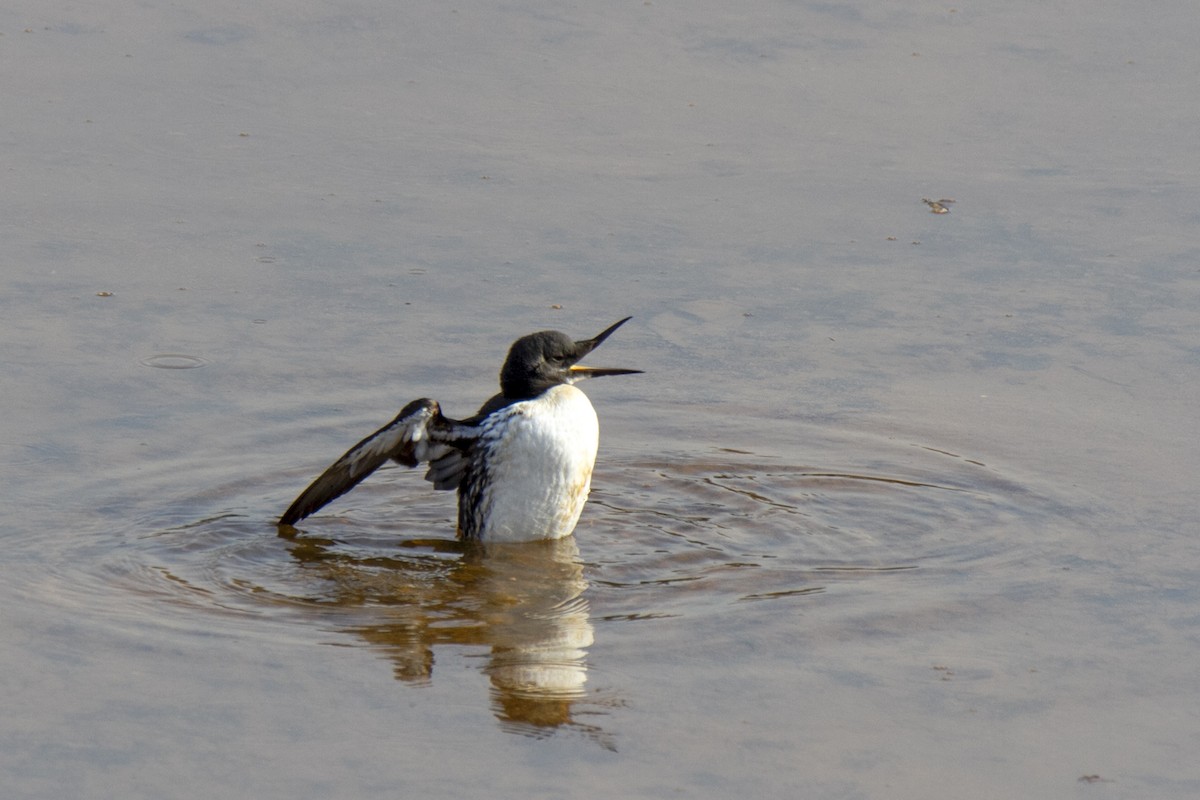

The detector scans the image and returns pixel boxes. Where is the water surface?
[3,1,1199,797]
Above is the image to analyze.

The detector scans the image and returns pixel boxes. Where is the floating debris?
[923,198,955,214]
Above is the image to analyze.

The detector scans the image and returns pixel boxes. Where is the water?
[4,1,1199,797]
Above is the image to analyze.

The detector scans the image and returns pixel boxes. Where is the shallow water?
[4,1,1200,797]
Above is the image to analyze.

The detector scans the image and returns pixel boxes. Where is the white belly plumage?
[458,384,601,541]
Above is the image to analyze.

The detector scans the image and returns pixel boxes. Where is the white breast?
[464,384,600,542]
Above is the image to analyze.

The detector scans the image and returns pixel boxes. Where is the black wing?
[279,398,479,526]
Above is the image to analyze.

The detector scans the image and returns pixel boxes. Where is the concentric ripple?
[38,428,1068,633]
[578,443,1052,620]
[15,418,1080,739]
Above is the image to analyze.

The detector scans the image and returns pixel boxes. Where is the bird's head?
[500,317,642,399]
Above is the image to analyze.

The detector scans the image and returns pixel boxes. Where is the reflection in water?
[279,533,612,746]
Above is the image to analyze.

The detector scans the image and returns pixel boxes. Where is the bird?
[279,317,641,541]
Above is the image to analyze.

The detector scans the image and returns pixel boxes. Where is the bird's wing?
[416,390,513,492]
[279,398,479,526]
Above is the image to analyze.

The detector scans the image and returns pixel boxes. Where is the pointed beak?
[574,316,633,357]
[568,316,642,381]
[568,365,643,380]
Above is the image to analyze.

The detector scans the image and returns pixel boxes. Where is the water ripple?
[14,420,1082,741]
[27,422,1070,636]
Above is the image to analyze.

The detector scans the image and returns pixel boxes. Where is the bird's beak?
[568,316,642,381]
[568,365,643,380]
[574,316,633,356]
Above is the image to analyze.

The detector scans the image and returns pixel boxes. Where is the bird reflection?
[279,531,613,746]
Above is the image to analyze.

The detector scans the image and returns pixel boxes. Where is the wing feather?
[424,450,468,490]
[279,399,477,526]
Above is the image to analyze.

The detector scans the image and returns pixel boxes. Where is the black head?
[499,317,642,399]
